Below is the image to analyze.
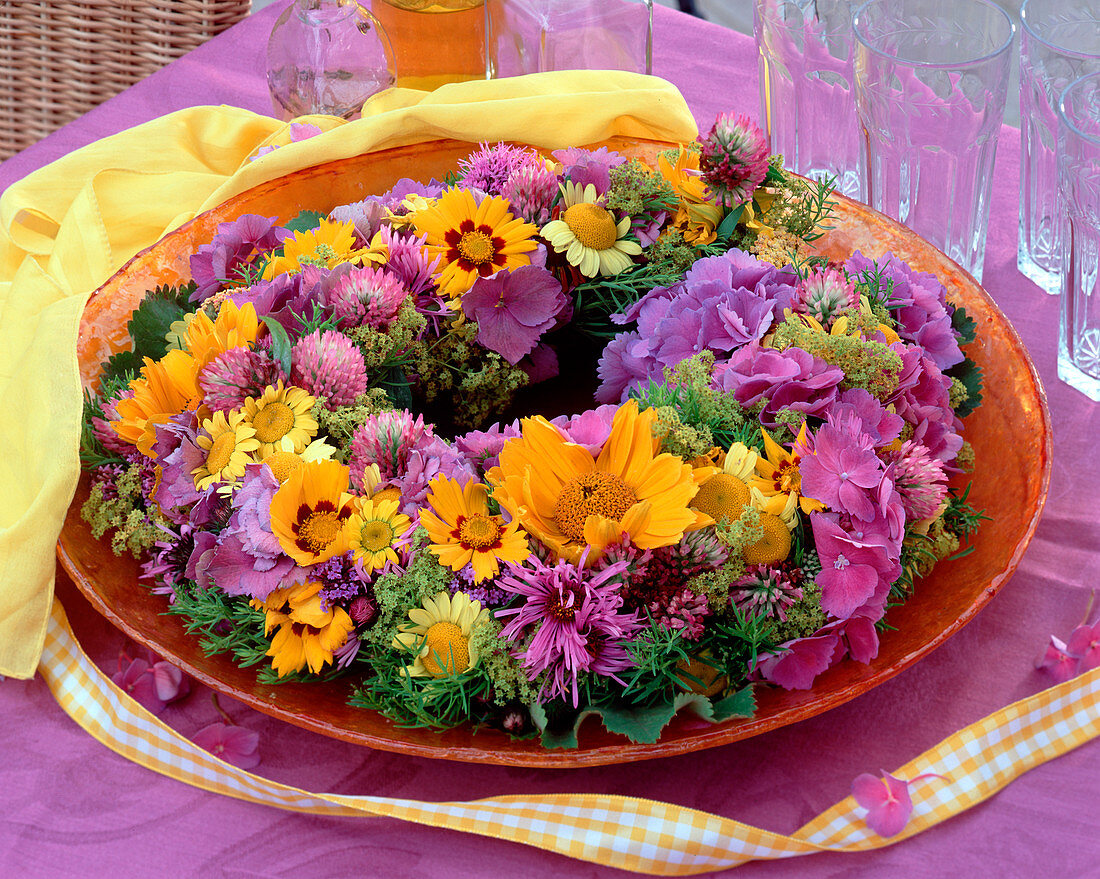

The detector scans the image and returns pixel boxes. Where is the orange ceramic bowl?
[58,137,1051,767]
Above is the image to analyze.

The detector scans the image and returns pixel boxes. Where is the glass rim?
[1021,0,1100,60]
[1059,71,1100,147]
[853,0,1015,70]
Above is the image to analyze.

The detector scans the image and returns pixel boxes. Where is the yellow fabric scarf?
[0,71,698,678]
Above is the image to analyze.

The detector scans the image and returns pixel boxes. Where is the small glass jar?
[267,0,396,120]
[485,0,654,79]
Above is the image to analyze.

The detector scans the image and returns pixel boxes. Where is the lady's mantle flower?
[461,265,566,364]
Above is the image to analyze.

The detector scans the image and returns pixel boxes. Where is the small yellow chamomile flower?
[392,591,490,678]
[344,496,411,574]
[192,409,260,490]
[540,181,642,278]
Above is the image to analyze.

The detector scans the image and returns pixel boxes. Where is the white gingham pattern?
[37,600,1100,875]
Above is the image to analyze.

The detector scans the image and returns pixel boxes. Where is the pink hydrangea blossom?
[192,722,261,769]
[852,770,945,837]
[462,265,567,365]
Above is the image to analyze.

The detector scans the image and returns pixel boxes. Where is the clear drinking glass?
[1018,0,1100,292]
[754,0,864,200]
[267,0,396,120]
[485,0,653,78]
[852,0,1014,283]
[1057,72,1100,400]
[369,0,488,90]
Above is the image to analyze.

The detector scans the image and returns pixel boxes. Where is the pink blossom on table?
[800,420,885,522]
[112,649,190,715]
[851,770,945,838]
[752,632,842,690]
[713,343,844,429]
[551,146,627,195]
[1066,622,1100,672]
[461,265,567,365]
[549,404,618,456]
[251,122,323,160]
[1036,635,1081,683]
[192,722,261,770]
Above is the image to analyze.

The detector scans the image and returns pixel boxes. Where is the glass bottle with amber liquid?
[368,0,488,90]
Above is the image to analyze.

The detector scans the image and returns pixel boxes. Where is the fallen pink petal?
[192,722,261,770]
[1036,635,1080,683]
[852,770,946,838]
[1065,622,1100,672]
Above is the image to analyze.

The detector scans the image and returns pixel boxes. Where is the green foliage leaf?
[261,314,294,375]
[99,349,144,387]
[715,204,745,243]
[127,295,188,362]
[283,209,326,236]
[534,687,757,749]
[951,356,984,419]
[951,304,978,346]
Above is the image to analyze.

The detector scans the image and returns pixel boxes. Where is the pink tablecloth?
[2,5,1097,877]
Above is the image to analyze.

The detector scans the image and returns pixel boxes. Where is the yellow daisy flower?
[392,591,490,678]
[488,399,706,566]
[256,580,355,677]
[411,188,538,299]
[241,381,318,457]
[419,476,530,582]
[690,441,759,525]
[192,409,261,490]
[750,424,825,518]
[540,181,642,278]
[344,496,411,574]
[269,459,356,566]
[260,436,338,484]
[262,219,384,279]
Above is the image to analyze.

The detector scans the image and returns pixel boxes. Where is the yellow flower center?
[263,450,302,483]
[372,486,403,505]
[421,621,470,676]
[554,471,638,544]
[359,518,396,553]
[457,514,502,550]
[743,512,792,566]
[457,229,495,265]
[298,509,343,553]
[252,401,295,443]
[563,203,618,251]
[693,473,750,524]
[205,432,237,475]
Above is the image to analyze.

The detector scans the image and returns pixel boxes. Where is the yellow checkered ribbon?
[37,599,1100,874]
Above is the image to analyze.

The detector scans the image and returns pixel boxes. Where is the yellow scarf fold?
[0,71,698,678]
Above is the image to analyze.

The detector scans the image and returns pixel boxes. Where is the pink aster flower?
[326,263,408,330]
[458,141,546,195]
[200,346,287,412]
[378,225,440,299]
[290,329,368,406]
[852,770,946,838]
[797,267,859,326]
[192,722,261,769]
[697,112,769,207]
[348,410,429,484]
[461,265,567,365]
[497,551,642,706]
[888,440,948,522]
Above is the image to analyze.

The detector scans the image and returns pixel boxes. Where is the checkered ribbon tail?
[37,600,1100,875]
